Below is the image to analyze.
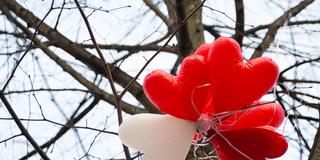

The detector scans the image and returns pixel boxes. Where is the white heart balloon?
[118,113,196,160]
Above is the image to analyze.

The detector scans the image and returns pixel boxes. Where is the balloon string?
[191,83,213,116]
[197,101,276,132]
[213,126,254,160]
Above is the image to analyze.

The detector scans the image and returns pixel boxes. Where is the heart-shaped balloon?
[207,37,279,113]
[143,44,211,121]
[118,114,196,160]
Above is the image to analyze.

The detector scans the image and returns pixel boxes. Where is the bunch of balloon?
[119,37,288,160]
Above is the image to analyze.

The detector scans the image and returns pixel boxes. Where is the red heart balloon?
[211,126,287,160]
[143,44,211,121]
[207,37,279,114]
[219,102,285,130]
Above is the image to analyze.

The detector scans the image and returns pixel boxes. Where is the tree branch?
[81,43,177,54]
[143,0,172,27]
[250,0,315,59]
[244,19,320,36]
[203,24,221,39]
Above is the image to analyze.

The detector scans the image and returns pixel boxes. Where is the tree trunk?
[309,108,320,160]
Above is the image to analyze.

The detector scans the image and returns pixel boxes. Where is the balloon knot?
[196,114,218,138]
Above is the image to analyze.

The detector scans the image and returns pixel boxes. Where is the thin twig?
[0,117,117,135]
[0,90,50,160]
[73,0,131,159]
[1,0,54,91]
[0,134,22,144]
[143,0,172,27]
[119,0,207,99]
[250,0,315,59]
[73,0,122,124]
[18,97,104,159]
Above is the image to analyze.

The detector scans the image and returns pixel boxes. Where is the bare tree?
[0,0,320,159]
